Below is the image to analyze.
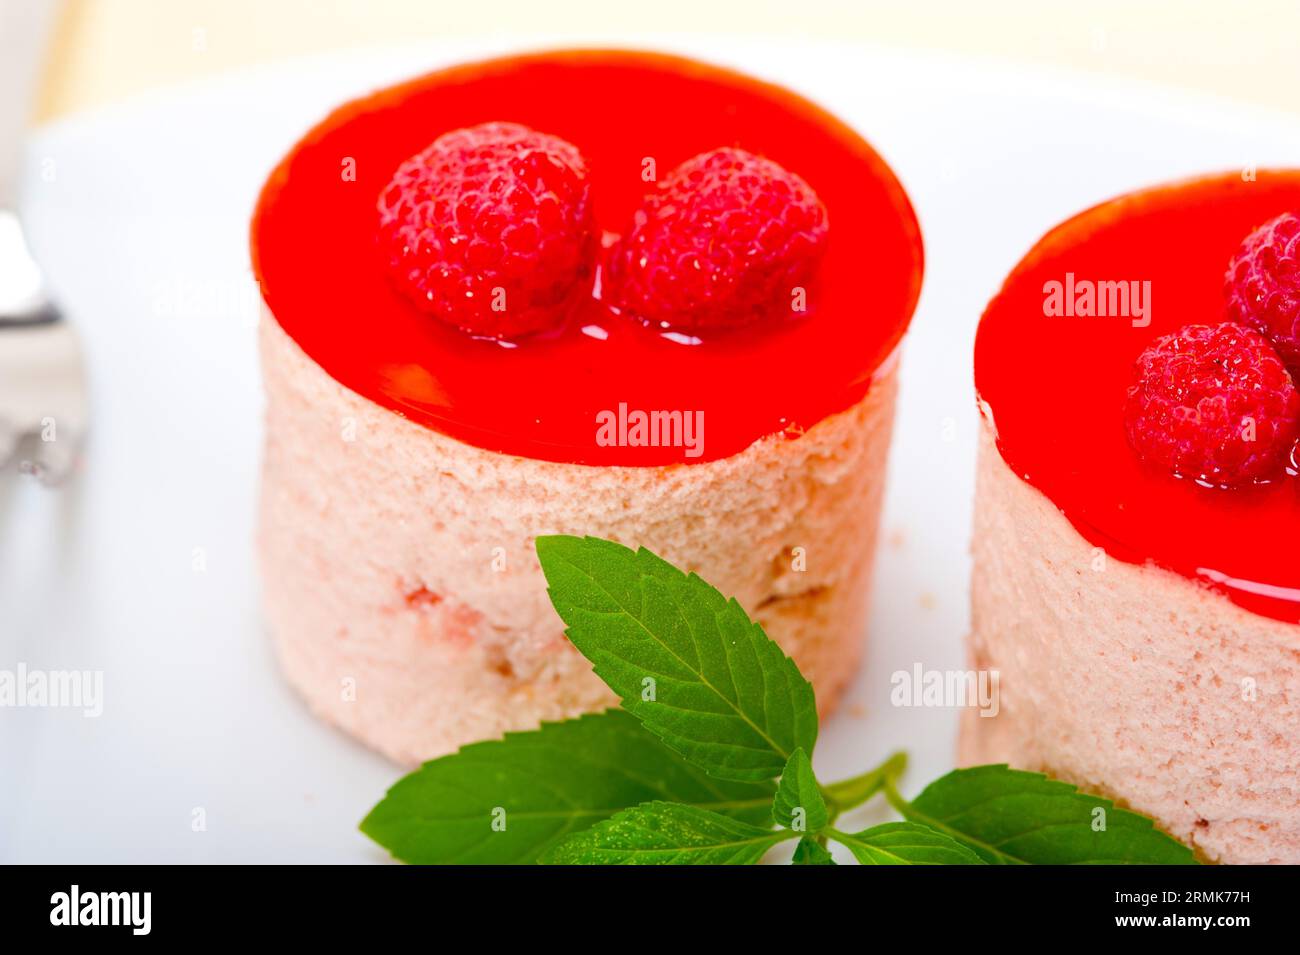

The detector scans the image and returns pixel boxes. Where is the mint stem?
[820,750,908,816]
[881,778,911,816]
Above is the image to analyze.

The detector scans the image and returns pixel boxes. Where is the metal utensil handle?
[0,1,61,209]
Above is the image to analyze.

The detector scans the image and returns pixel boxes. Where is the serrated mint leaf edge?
[829,822,986,865]
[535,535,817,781]
[360,709,774,864]
[538,536,804,758]
[895,765,1199,865]
[540,801,796,865]
[792,837,837,865]
[772,747,829,831]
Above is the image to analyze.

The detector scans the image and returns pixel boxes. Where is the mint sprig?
[363,536,1199,866]
[535,535,817,782]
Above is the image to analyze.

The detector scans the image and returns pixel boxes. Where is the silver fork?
[0,0,85,485]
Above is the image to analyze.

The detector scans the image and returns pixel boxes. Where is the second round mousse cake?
[251,50,923,764]
[967,171,1300,864]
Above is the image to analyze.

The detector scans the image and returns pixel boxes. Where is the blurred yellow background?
[39,0,1300,120]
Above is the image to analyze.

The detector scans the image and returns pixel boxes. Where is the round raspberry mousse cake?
[966,170,1300,864]
[251,50,922,765]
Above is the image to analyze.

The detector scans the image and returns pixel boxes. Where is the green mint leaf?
[792,837,837,865]
[536,535,817,782]
[772,748,828,832]
[541,801,793,865]
[361,709,774,864]
[831,822,985,865]
[893,765,1198,865]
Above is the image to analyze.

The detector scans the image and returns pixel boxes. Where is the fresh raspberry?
[377,122,595,339]
[1124,322,1299,487]
[1224,211,1300,375]
[603,147,828,333]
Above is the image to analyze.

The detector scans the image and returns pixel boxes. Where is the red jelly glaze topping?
[975,170,1300,624]
[251,50,922,466]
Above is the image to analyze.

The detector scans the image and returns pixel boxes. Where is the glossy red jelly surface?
[251,50,922,466]
[975,171,1300,623]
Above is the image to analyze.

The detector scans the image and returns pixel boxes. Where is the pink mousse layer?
[258,313,900,764]
[963,424,1300,864]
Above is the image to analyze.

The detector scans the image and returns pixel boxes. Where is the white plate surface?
[3,35,1298,862]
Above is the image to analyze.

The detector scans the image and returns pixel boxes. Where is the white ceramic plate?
[3,35,1298,863]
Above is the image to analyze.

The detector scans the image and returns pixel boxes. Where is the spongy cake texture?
[964,424,1300,864]
[258,312,898,765]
